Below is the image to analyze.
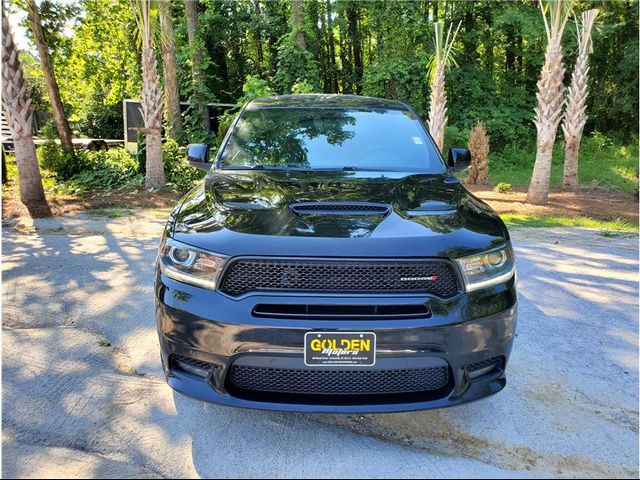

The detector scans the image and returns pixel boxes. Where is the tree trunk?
[140,32,165,189]
[26,0,74,154]
[184,0,208,130]
[563,137,580,190]
[325,0,338,92]
[253,0,265,68]
[2,9,46,208]
[291,0,307,49]
[144,131,165,189]
[463,9,477,62]
[339,25,352,94]
[527,43,566,205]
[428,63,447,152]
[527,141,555,204]
[347,3,363,94]
[561,9,599,191]
[159,0,182,141]
[14,135,46,204]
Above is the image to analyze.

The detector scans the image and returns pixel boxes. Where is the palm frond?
[426,20,461,82]
[130,0,160,49]
[540,0,576,45]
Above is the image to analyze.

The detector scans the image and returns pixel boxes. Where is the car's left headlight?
[455,245,515,292]
[158,238,228,290]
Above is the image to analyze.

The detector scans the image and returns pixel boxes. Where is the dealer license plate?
[304,332,376,366]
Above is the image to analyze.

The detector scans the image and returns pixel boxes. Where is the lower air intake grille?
[172,354,214,377]
[466,356,505,373]
[220,258,459,297]
[227,365,449,396]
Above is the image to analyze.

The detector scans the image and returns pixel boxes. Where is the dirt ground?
[465,185,639,222]
[2,179,638,223]
[1,185,181,219]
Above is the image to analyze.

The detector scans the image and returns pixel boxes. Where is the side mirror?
[187,143,210,163]
[187,144,211,171]
[447,147,471,170]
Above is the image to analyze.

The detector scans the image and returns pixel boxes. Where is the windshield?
[218,107,445,173]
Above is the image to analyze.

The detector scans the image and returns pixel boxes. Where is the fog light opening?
[467,363,496,379]
[173,355,214,378]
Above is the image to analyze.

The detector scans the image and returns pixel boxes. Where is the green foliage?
[238,75,274,103]
[217,74,273,146]
[37,140,85,179]
[162,138,205,192]
[443,125,470,154]
[15,0,638,193]
[274,32,320,93]
[40,141,204,195]
[500,214,637,232]
[78,104,124,139]
[217,110,239,148]
[67,149,143,191]
[489,135,639,194]
[362,54,429,115]
[494,182,512,194]
[291,79,316,93]
[53,0,141,138]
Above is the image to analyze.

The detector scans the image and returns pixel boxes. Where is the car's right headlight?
[158,238,228,290]
[454,246,516,292]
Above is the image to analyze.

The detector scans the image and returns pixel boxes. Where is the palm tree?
[561,9,599,191]
[1,8,46,206]
[159,0,182,140]
[132,0,165,189]
[25,0,74,154]
[427,21,461,153]
[526,0,575,205]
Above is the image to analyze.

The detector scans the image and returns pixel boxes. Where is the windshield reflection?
[219,108,443,173]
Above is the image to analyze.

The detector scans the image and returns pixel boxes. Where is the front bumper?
[156,270,517,413]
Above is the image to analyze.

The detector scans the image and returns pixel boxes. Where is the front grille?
[252,303,432,320]
[220,259,459,297]
[227,365,449,396]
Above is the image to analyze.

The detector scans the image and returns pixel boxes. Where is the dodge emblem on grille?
[400,275,438,281]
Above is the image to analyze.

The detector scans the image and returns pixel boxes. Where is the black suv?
[155,94,517,413]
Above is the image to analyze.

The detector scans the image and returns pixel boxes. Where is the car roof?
[246,94,411,112]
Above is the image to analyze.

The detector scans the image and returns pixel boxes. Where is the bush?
[163,138,205,192]
[62,148,143,192]
[291,78,316,94]
[494,182,512,193]
[78,103,123,139]
[274,33,320,93]
[467,122,490,185]
[37,141,86,179]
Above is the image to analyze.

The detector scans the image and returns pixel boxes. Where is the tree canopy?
[16,0,640,149]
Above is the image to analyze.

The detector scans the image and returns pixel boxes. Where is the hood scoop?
[290,202,390,216]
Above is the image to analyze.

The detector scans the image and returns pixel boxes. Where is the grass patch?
[88,208,131,218]
[147,207,173,219]
[501,214,639,232]
[489,134,639,195]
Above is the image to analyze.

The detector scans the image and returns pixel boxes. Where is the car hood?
[171,170,509,259]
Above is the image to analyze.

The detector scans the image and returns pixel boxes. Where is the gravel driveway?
[2,212,638,478]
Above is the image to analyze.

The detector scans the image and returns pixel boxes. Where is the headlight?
[455,246,515,292]
[158,238,227,290]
